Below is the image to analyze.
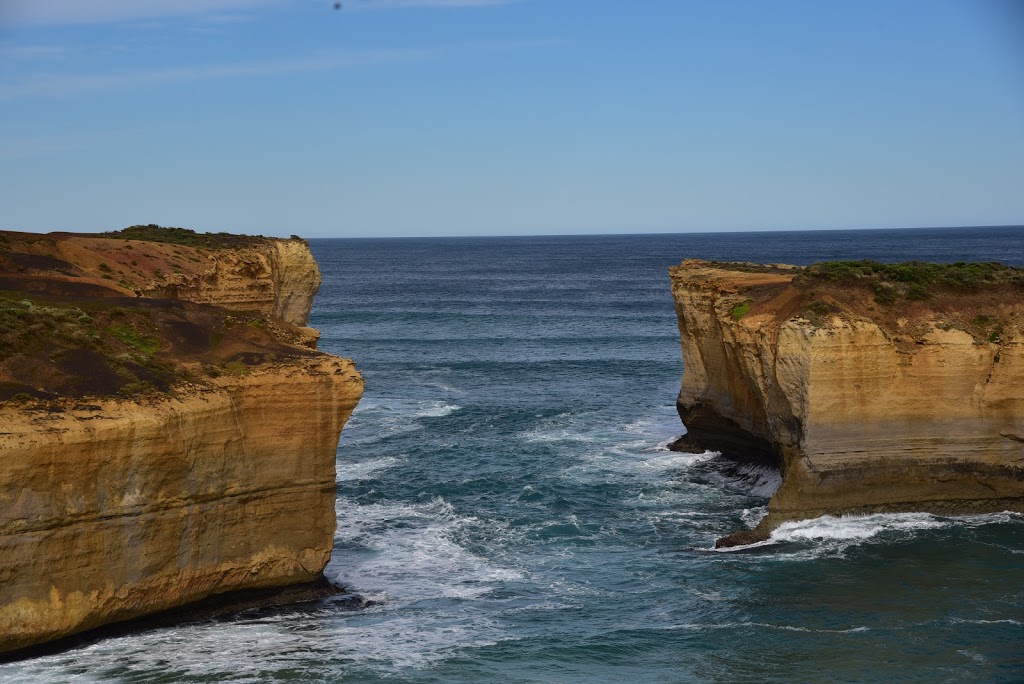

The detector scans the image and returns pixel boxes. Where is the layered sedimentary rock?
[0,359,361,653]
[0,227,321,326]
[0,226,363,654]
[670,260,1024,546]
[135,238,322,326]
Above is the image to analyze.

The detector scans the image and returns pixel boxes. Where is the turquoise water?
[3,227,1023,682]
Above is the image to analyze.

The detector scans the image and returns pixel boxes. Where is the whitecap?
[331,496,524,604]
[668,622,870,634]
[740,506,768,528]
[712,510,1024,556]
[521,427,597,444]
[336,456,402,482]
[338,398,462,446]
[413,401,462,418]
[949,618,1023,626]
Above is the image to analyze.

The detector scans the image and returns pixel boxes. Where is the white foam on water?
[331,495,524,604]
[690,589,727,602]
[326,615,512,669]
[668,622,870,634]
[740,506,768,528]
[0,662,106,684]
[772,513,949,542]
[523,407,684,456]
[339,399,463,446]
[336,455,403,482]
[0,608,514,680]
[414,401,462,418]
[500,601,584,614]
[562,447,718,490]
[958,649,987,663]
[0,617,339,683]
[712,511,1024,557]
[521,427,597,444]
[950,618,1023,626]
[0,496,527,682]
[601,449,719,475]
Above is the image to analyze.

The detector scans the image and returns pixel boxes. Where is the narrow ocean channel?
[3,227,1022,682]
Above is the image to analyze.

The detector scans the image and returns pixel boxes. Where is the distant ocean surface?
[4,226,1023,683]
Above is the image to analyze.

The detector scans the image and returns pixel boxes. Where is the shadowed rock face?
[0,227,363,654]
[669,260,1024,547]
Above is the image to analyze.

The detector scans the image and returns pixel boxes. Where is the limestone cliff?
[0,359,361,653]
[670,259,1024,547]
[0,226,363,654]
[0,225,321,327]
[135,238,322,327]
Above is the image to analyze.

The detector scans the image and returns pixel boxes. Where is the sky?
[1,0,1023,238]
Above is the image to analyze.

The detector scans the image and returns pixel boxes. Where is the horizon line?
[303,223,1024,240]
[6,223,1022,241]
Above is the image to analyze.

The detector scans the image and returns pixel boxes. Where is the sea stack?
[669,259,1024,548]
[0,226,363,654]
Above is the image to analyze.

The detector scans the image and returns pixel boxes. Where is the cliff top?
[0,226,306,299]
[0,290,318,402]
[671,259,1024,344]
[0,226,329,402]
[95,224,310,249]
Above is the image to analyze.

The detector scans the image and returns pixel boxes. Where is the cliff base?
[670,259,1024,546]
[0,577,372,664]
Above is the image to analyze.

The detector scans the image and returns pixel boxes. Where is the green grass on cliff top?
[0,291,312,402]
[96,224,276,249]
[797,260,1024,304]
[800,260,1024,288]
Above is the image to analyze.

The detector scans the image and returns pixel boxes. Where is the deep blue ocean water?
[3,226,1024,682]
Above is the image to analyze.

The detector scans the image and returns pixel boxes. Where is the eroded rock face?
[0,227,363,654]
[0,230,321,326]
[670,260,1024,546]
[135,239,322,327]
[0,359,363,653]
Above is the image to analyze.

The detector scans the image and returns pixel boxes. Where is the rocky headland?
[0,226,363,654]
[669,259,1024,547]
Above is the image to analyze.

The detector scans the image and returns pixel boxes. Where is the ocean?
[3,226,1023,682]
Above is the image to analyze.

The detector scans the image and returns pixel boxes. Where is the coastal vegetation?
[797,260,1024,304]
[0,292,309,401]
[670,257,1024,552]
[686,258,1023,344]
[0,294,176,399]
[729,301,751,320]
[98,224,266,249]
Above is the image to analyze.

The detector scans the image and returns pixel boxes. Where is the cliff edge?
[0,226,363,654]
[670,259,1024,547]
[0,224,321,328]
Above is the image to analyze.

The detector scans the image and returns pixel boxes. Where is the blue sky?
[1,0,1023,238]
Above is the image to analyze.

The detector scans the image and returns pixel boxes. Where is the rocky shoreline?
[0,577,373,664]
[0,227,364,655]
[669,259,1024,547]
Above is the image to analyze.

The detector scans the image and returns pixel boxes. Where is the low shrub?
[730,302,751,320]
[107,324,160,354]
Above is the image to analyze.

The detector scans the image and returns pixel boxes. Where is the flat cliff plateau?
[670,259,1024,548]
[0,224,321,332]
[0,226,363,654]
